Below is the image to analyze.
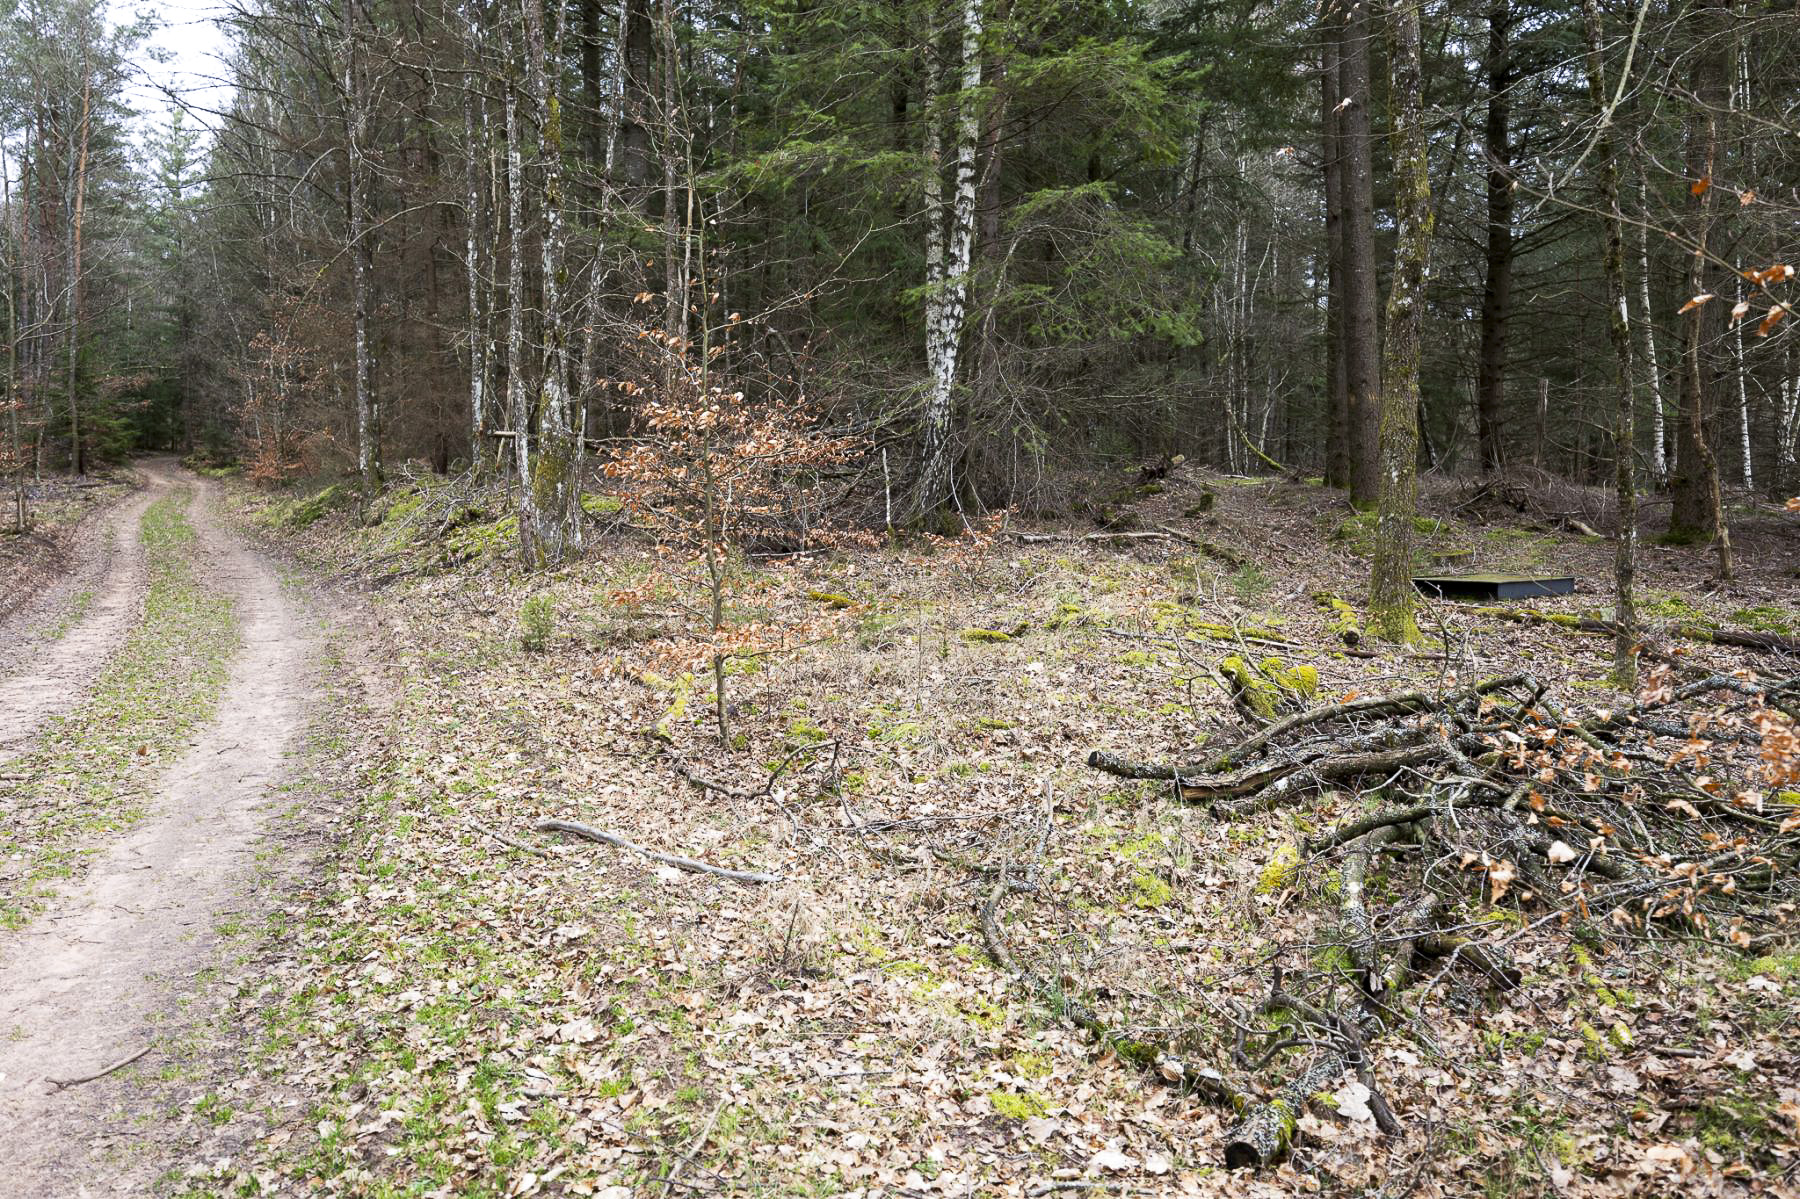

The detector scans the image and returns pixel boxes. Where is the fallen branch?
[980,878,1238,1106]
[468,819,549,858]
[1014,528,1196,547]
[1091,734,1452,807]
[534,818,782,884]
[1476,606,1800,658]
[47,1044,152,1090]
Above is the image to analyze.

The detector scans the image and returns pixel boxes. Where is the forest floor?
[0,459,1797,1197]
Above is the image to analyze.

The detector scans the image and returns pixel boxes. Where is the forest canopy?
[1,0,1797,554]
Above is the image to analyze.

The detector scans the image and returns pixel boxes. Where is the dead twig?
[47,1044,152,1090]
[468,818,549,858]
[534,818,782,884]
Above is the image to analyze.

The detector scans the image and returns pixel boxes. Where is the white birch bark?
[1778,345,1798,489]
[504,20,529,495]
[917,0,982,516]
[921,28,946,392]
[1733,263,1753,489]
[1634,176,1666,480]
[464,74,486,465]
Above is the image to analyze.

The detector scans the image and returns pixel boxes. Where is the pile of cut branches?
[1058,668,1800,1167]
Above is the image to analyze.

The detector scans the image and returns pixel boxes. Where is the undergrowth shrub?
[519,593,555,652]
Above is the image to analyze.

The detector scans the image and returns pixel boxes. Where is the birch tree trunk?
[1778,344,1798,492]
[1582,0,1638,689]
[1367,0,1431,645]
[1733,263,1753,490]
[464,70,487,467]
[1634,174,1667,481]
[520,0,580,566]
[917,0,982,520]
[504,12,531,504]
[921,19,945,405]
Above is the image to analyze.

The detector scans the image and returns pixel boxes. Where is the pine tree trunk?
[1582,0,1638,689]
[1367,0,1431,645]
[972,0,1008,442]
[1340,1,1380,506]
[1320,9,1349,489]
[1667,0,1731,578]
[1475,0,1511,475]
[617,0,654,197]
[64,76,90,476]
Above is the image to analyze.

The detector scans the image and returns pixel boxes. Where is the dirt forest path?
[0,459,324,1194]
[0,465,168,763]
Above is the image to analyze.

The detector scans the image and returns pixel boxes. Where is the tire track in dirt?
[0,462,323,1194]
[0,466,170,764]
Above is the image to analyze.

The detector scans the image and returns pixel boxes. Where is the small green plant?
[519,594,555,652]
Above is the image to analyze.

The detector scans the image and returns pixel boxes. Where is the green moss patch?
[266,483,347,530]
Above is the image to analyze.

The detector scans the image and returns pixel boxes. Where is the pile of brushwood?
[1022,667,1800,1168]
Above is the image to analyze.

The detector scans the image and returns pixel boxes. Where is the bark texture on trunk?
[1667,0,1731,578]
[464,76,487,465]
[1367,0,1431,645]
[917,0,982,519]
[504,13,530,498]
[344,3,379,494]
[1581,0,1638,689]
[520,0,579,567]
[1475,0,1511,475]
[1340,2,1380,505]
[1320,10,1349,489]
[1634,174,1667,480]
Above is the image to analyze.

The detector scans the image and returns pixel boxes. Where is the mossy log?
[1412,933,1522,990]
[1219,655,1317,725]
[1312,591,1363,645]
[1223,1055,1346,1169]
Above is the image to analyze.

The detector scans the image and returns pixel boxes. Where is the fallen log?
[1222,1056,1343,1169]
[1091,728,1455,808]
[1014,527,1196,547]
[1476,606,1800,657]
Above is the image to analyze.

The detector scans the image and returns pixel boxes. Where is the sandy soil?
[0,460,324,1195]
[0,466,166,763]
